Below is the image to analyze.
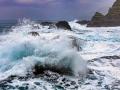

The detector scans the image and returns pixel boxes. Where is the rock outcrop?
[88,0,120,27]
[28,32,39,36]
[56,21,71,30]
[40,21,71,30]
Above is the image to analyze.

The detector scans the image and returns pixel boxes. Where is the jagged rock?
[56,21,71,30]
[40,21,71,30]
[88,0,120,27]
[87,12,105,27]
[33,64,73,76]
[101,55,120,59]
[28,32,39,36]
[107,0,120,17]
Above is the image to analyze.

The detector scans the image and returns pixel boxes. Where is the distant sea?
[0,20,17,33]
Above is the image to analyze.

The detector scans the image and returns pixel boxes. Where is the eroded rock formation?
[88,0,120,27]
[56,21,71,30]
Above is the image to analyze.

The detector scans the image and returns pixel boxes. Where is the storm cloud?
[0,0,116,21]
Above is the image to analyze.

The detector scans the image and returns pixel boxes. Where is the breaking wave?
[0,19,87,81]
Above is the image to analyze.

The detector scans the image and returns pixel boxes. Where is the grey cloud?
[0,0,116,20]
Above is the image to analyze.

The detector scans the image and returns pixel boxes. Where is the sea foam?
[0,19,87,80]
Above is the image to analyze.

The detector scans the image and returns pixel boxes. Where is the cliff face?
[88,0,120,27]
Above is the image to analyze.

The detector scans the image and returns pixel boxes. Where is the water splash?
[0,19,87,81]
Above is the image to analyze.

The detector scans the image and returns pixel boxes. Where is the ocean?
[0,19,120,90]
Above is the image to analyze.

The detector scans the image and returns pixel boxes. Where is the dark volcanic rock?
[40,21,71,30]
[101,55,120,59]
[28,32,39,36]
[33,64,73,76]
[56,21,71,30]
[87,12,105,27]
[88,0,120,27]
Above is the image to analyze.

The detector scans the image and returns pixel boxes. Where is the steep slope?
[88,0,120,27]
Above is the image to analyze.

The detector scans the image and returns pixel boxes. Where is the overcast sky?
[0,0,116,21]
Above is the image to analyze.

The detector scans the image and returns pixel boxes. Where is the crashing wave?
[0,19,88,82]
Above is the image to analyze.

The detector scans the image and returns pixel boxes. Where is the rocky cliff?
[88,0,120,27]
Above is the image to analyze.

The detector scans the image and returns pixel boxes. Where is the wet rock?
[0,75,31,88]
[62,78,66,82]
[41,21,71,30]
[0,85,15,90]
[34,82,41,86]
[33,62,73,76]
[62,78,70,83]
[97,81,102,86]
[56,21,71,30]
[55,85,64,90]
[88,69,94,74]
[101,55,120,59]
[70,81,76,85]
[0,75,16,85]
[28,32,39,36]
[84,82,90,85]
[22,83,29,86]
[74,86,78,89]
[89,76,97,80]
[65,84,70,87]
[104,85,110,90]
[18,86,28,90]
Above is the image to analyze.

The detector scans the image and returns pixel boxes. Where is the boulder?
[33,64,73,76]
[28,32,39,36]
[101,55,120,59]
[56,21,71,30]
